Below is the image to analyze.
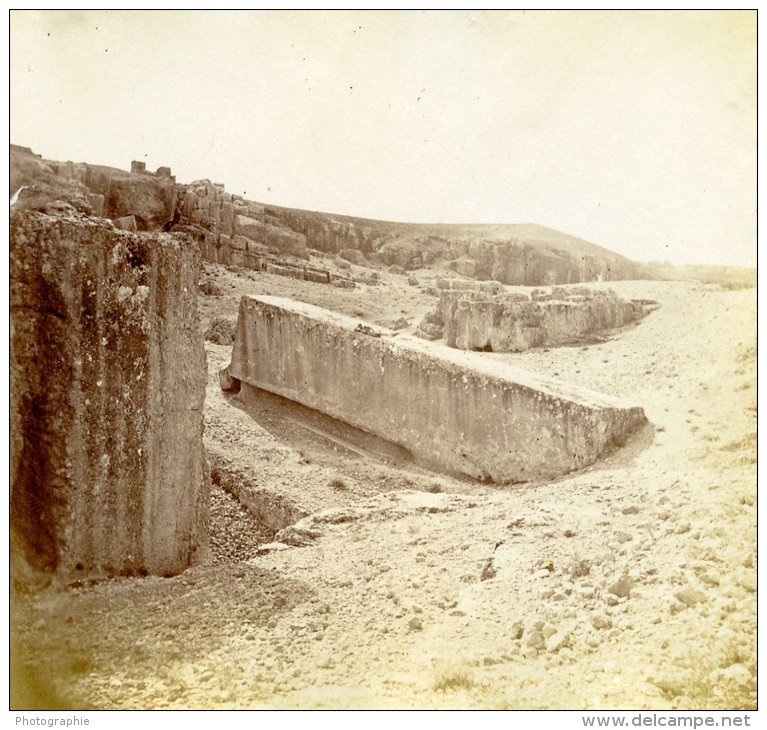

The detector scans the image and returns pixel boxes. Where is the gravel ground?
[209,483,275,564]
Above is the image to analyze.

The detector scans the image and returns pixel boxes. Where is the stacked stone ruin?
[12,146,354,289]
[416,278,657,352]
[13,146,641,288]
[176,180,356,287]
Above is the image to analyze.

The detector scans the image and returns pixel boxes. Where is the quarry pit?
[10,146,756,711]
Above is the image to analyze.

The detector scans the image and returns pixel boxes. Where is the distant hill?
[640,262,756,289]
[262,202,635,264]
[256,202,640,284]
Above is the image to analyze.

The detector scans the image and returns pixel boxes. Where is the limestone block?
[10,211,209,581]
[207,199,221,229]
[338,248,366,266]
[305,268,330,284]
[222,296,647,483]
[449,257,477,278]
[104,174,177,230]
[112,214,138,232]
[234,215,307,257]
[429,286,651,353]
[221,202,235,237]
[329,274,356,289]
[88,193,105,218]
[231,235,251,251]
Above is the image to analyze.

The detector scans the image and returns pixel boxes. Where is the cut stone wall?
[177,180,308,259]
[103,174,177,230]
[221,296,647,483]
[10,211,209,580]
[196,231,355,288]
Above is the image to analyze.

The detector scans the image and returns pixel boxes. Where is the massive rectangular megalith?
[11,211,209,581]
[221,296,647,483]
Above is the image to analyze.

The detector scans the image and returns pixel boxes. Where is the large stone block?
[221,296,647,483]
[338,248,366,266]
[104,174,177,230]
[427,285,651,353]
[234,215,307,257]
[11,211,209,581]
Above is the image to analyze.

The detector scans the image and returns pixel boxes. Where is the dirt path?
[11,272,756,710]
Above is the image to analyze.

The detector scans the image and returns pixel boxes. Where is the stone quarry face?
[221,295,647,484]
[10,210,209,581]
[8,145,649,570]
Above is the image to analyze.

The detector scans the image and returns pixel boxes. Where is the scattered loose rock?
[546,632,570,653]
[480,557,497,581]
[591,613,613,630]
[525,631,546,650]
[608,575,635,598]
[674,586,707,608]
[408,617,423,632]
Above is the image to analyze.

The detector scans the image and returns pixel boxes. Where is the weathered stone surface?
[234,215,307,257]
[418,283,654,352]
[263,208,377,254]
[608,575,635,598]
[338,248,367,266]
[305,268,330,284]
[455,240,633,286]
[329,275,356,289]
[267,262,303,279]
[112,214,138,232]
[28,154,176,229]
[11,211,209,581]
[88,193,105,218]
[674,585,707,607]
[104,173,177,230]
[11,147,98,215]
[254,214,641,283]
[449,256,477,278]
[221,296,647,483]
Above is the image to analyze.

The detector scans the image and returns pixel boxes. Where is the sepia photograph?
[9,9,756,715]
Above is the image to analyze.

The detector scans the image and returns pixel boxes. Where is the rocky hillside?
[11,145,641,286]
[210,201,642,283]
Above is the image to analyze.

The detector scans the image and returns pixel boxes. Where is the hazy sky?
[10,10,756,266]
